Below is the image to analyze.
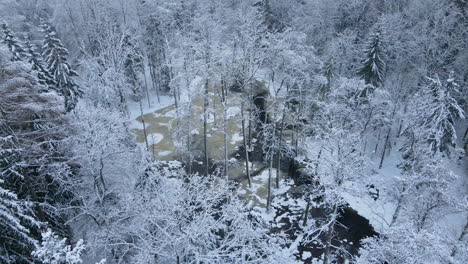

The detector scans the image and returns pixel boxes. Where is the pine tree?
[1,23,25,61]
[40,21,81,111]
[24,38,56,91]
[421,72,465,157]
[358,26,386,87]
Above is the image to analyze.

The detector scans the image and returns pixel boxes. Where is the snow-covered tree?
[101,170,293,264]
[41,20,81,111]
[0,44,72,252]
[63,102,143,227]
[356,223,461,264]
[417,72,465,157]
[122,34,144,98]
[32,229,86,264]
[24,38,56,90]
[1,23,25,61]
[0,137,39,264]
[357,26,387,87]
[33,229,107,264]
[300,124,369,264]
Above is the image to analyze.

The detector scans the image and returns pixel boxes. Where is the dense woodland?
[0,0,467,263]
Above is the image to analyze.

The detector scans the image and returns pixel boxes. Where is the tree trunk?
[139,100,149,150]
[315,145,323,176]
[276,107,286,188]
[303,198,311,226]
[374,129,382,154]
[221,79,228,177]
[463,127,468,154]
[379,127,391,169]
[390,184,406,227]
[151,134,156,159]
[142,67,151,107]
[203,79,209,177]
[397,119,403,138]
[241,101,252,188]
[267,152,273,212]
[223,102,228,177]
[187,99,193,175]
[323,204,338,264]
[148,61,160,103]
[267,114,277,211]
[451,218,468,259]
[248,82,254,149]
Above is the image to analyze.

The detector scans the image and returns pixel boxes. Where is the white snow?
[127,94,173,121]
[158,151,172,156]
[230,132,243,145]
[148,133,164,145]
[227,106,241,118]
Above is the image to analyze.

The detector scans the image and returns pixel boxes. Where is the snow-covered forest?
[0,0,467,263]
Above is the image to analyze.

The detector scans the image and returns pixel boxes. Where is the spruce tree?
[421,72,465,157]
[1,23,25,61]
[0,45,70,262]
[123,34,144,97]
[319,57,336,97]
[40,21,81,111]
[358,26,386,87]
[0,137,40,264]
[24,38,56,91]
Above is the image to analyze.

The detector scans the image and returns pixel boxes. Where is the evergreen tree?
[0,136,40,264]
[24,38,56,91]
[254,0,286,33]
[420,72,465,157]
[40,21,81,111]
[0,45,70,261]
[319,57,336,97]
[1,23,25,61]
[358,26,387,87]
[123,34,144,98]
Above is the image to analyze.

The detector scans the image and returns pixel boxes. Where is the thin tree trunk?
[248,83,254,149]
[463,127,468,154]
[241,101,252,188]
[303,198,311,226]
[187,99,193,175]
[203,79,209,177]
[223,101,228,177]
[276,106,286,188]
[151,134,156,159]
[362,139,367,156]
[397,119,403,138]
[267,116,277,211]
[221,79,229,177]
[390,184,406,227]
[362,108,374,133]
[267,152,273,212]
[374,129,382,154]
[323,204,338,264]
[142,67,151,107]
[379,127,391,169]
[451,218,468,259]
[149,61,160,103]
[315,145,323,176]
[139,100,149,150]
